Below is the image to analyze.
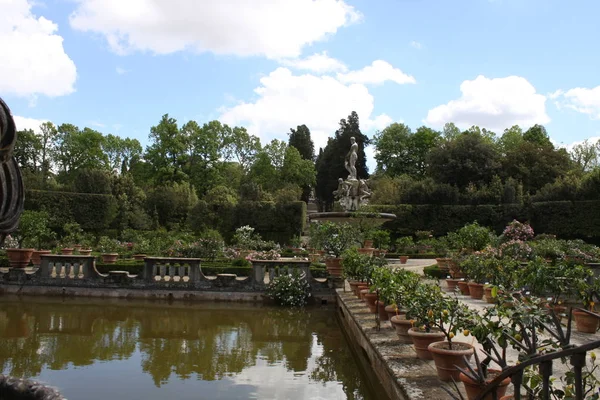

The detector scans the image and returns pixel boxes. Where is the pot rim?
[427,340,474,355]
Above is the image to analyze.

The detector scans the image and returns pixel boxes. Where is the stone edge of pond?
[336,289,450,400]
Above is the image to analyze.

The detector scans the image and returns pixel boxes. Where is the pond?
[0,296,386,399]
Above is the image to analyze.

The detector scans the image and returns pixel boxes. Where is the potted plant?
[317,222,358,277]
[2,235,34,268]
[341,248,370,294]
[406,284,447,360]
[12,210,55,266]
[96,236,121,264]
[423,294,476,381]
[395,236,414,264]
[386,270,421,343]
[371,229,390,256]
[573,271,600,333]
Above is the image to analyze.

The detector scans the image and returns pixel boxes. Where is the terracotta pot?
[348,281,360,295]
[459,369,511,400]
[376,301,389,321]
[30,250,51,267]
[359,289,369,301]
[363,239,374,249]
[500,396,514,400]
[364,293,378,313]
[73,244,82,251]
[428,341,474,381]
[357,248,374,255]
[5,248,34,268]
[61,248,74,255]
[356,284,369,298]
[457,281,470,295]
[390,315,413,343]
[385,304,402,320]
[408,328,445,360]
[101,253,119,264]
[483,286,496,304]
[448,260,465,279]
[445,278,459,291]
[132,253,147,261]
[79,249,92,256]
[325,257,343,276]
[436,258,451,274]
[573,310,600,333]
[399,255,409,264]
[468,282,485,300]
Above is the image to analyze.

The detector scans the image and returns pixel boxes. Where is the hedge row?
[25,190,306,244]
[370,200,600,242]
[25,190,117,232]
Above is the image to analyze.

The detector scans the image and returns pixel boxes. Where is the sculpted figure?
[344,137,358,180]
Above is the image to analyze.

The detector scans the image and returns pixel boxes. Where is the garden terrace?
[0,255,334,303]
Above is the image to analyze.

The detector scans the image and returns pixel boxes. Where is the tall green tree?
[222,126,261,171]
[288,125,315,161]
[54,124,108,179]
[373,124,440,177]
[145,114,188,184]
[427,131,500,188]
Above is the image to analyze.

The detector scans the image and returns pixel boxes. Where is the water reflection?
[0,298,382,400]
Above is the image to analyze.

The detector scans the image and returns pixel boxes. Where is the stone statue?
[344,137,358,180]
[333,136,372,211]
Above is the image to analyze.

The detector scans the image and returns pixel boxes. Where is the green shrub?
[265,269,311,307]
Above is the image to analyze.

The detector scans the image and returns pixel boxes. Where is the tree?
[54,124,109,180]
[427,131,500,188]
[288,125,315,161]
[222,126,261,171]
[497,125,524,156]
[39,122,57,184]
[442,123,461,141]
[523,124,552,147]
[570,139,600,173]
[145,114,188,184]
[14,129,41,173]
[288,125,315,202]
[373,123,440,177]
[281,146,316,190]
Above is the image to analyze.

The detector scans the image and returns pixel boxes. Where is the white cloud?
[0,0,76,98]
[116,67,127,75]
[410,40,422,49]
[12,115,51,134]
[337,60,416,85]
[279,51,347,73]
[219,67,393,152]
[553,86,600,119]
[425,75,550,131]
[69,0,361,59]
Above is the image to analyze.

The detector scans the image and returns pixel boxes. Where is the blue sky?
[2,0,600,170]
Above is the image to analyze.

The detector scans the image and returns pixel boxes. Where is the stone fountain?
[309,136,396,225]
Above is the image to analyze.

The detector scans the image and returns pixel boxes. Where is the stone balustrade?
[0,255,333,299]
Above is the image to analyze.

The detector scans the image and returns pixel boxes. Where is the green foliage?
[265,269,311,307]
[423,264,445,279]
[371,229,390,249]
[25,189,117,232]
[316,221,360,258]
[340,248,371,281]
[447,221,496,252]
[14,210,55,249]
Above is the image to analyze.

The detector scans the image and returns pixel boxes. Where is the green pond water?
[0,297,385,399]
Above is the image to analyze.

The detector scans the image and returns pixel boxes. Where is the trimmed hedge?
[370,201,600,242]
[25,189,117,232]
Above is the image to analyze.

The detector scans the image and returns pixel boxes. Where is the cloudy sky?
[2,0,599,165]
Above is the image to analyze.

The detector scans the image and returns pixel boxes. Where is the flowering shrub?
[498,239,534,261]
[232,225,257,250]
[248,249,281,260]
[503,220,534,241]
[266,269,311,307]
[1,235,19,249]
[223,247,241,259]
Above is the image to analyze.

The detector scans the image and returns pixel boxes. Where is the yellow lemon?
[463,329,470,336]
[449,332,455,339]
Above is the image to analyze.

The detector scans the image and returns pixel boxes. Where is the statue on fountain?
[333,137,371,211]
